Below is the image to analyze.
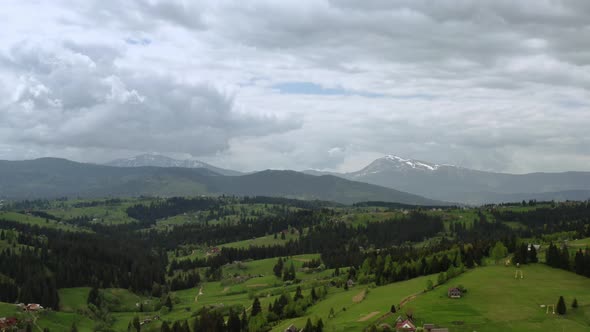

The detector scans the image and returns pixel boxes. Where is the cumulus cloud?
[0,40,300,157]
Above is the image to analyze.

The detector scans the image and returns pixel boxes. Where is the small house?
[24,303,43,311]
[448,287,462,298]
[395,319,416,332]
[284,324,299,332]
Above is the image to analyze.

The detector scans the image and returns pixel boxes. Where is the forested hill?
[0,158,447,205]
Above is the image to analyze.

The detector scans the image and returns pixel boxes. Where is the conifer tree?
[572,298,578,309]
[160,321,171,332]
[557,296,566,315]
[251,297,262,317]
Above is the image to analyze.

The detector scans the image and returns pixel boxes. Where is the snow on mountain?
[350,155,451,178]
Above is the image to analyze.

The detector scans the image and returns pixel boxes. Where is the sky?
[1,0,590,174]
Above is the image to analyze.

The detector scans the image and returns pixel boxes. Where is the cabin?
[448,287,462,298]
[284,324,299,332]
[395,319,416,332]
[24,303,43,311]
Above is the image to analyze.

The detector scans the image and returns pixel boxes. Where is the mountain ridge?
[305,155,590,204]
[0,158,446,205]
[105,153,242,176]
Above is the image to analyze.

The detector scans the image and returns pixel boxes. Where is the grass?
[272,273,435,331]
[0,211,89,232]
[408,264,590,332]
[59,287,90,312]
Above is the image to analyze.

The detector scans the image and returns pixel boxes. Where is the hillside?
[0,158,445,205]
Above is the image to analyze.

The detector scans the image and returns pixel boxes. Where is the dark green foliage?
[273,257,284,278]
[251,297,262,317]
[160,321,171,332]
[390,304,396,313]
[572,298,578,309]
[227,309,242,332]
[132,316,141,332]
[87,286,100,306]
[557,296,566,315]
[294,286,304,301]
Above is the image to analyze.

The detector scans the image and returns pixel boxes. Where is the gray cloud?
[0,40,300,157]
[1,1,590,173]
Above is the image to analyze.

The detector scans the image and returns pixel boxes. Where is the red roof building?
[395,319,416,332]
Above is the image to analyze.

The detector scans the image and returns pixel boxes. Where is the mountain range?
[2,154,589,205]
[106,153,242,176]
[0,158,444,205]
[306,155,590,204]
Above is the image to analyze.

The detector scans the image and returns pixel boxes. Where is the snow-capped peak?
[349,154,453,177]
[383,155,441,171]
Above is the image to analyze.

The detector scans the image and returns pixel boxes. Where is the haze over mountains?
[1,154,589,205]
[0,157,443,206]
[106,153,243,176]
[307,155,590,204]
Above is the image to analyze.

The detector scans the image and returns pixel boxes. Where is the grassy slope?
[0,211,89,232]
[409,264,590,332]
[272,274,434,331]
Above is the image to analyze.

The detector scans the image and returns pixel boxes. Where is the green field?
[409,264,590,331]
[0,211,89,232]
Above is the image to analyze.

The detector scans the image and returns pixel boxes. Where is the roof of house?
[395,319,416,329]
[431,328,449,332]
[423,323,435,328]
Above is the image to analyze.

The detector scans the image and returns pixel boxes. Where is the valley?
[1,196,590,331]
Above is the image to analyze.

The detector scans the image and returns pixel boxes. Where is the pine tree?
[227,309,241,332]
[273,258,284,278]
[240,309,248,331]
[133,316,141,332]
[160,321,171,332]
[390,304,396,313]
[572,298,579,309]
[316,318,324,332]
[251,297,262,317]
[165,295,173,310]
[87,286,99,306]
[70,323,78,332]
[304,318,313,332]
[557,296,566,315]
[294,286,303,301]
[528,245,538,263]
[311,287,318,301]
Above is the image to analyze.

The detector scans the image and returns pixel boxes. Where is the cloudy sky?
[1,0,590,173]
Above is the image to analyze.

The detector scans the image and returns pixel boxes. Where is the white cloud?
[1,0,589,173]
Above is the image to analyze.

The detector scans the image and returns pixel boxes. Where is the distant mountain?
[106,153,242,176]
[0,158,447,205]
[317,155,590,204]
